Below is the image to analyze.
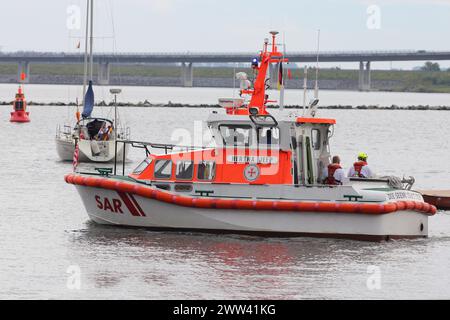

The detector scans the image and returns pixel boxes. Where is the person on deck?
[348,152,374,178]
[323,155,346,185]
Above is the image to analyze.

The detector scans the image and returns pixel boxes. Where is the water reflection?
[63,221,450,298]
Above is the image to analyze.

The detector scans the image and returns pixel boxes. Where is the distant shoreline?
[1,64,450,93]
[1,100,449,110]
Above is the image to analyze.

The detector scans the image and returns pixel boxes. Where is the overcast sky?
[1,0,449,69]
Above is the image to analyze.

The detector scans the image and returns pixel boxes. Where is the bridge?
[1,50,450,90]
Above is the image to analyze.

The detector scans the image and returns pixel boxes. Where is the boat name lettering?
[95,195,123,214]
[387,191,423,201]
[226,155,278,164]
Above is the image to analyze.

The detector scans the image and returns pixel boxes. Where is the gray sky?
[1,0,449,69]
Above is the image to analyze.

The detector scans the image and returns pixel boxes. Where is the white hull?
[56,137,127,163]
[75,185,429,240]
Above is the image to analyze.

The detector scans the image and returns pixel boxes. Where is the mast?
[302,66,307,114]
[82,0,90,105]
[314,29,320,100]
[279,34,286,112]
[233,32,287,115]
[89,0,94,81]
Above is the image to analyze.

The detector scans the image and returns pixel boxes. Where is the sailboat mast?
[82,0,90,105]
[89,0,94,81]
[314,29,320,99]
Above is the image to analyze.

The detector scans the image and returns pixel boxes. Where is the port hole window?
[154,159,172,179]
[312,129,321,150]
[176,161,194,180]
[197,161,216,181]
[219,125,252,147]
[133,157,153,174]
[257,127,280,146]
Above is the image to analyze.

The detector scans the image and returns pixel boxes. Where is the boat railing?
[55,124,73,139]
[113,139,208,176]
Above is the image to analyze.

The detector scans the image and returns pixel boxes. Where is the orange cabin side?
[130,148,293,185]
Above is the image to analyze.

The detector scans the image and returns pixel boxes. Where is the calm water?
[0,84,450,299]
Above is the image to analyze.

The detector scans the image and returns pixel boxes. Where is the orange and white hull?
[66,174,436,241]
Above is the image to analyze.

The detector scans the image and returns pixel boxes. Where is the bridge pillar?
[358,61,364,91]
[18,61,30,83]
[181,62,193,87]
[97,62,110,85]
[365,61,371,91]
[358,61,371,91]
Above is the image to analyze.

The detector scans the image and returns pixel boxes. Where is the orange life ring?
[64,174,437,216]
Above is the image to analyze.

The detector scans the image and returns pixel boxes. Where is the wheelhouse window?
[257,127,280,146]
[154,159,172,179]
[197,161,216,181]
[219,125,252,147]
[133,158,152,174]
[175,161,194,180]
[312,129,321,150]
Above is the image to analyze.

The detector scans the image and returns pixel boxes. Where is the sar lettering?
[95,195,123,214]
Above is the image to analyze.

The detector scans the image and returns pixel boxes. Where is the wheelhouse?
[128,114,336,187]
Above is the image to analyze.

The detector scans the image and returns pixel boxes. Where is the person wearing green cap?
[348,152,373,178]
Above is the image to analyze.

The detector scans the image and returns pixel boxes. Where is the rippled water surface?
[0,85,449,299]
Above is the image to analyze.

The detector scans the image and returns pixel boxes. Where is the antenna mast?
[279,33,286,112]
[302,66,307,114]
[314,29,320,99]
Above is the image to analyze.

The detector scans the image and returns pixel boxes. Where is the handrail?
[113,139,209,176]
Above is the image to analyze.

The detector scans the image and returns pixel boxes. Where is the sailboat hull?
[56,138,127,163]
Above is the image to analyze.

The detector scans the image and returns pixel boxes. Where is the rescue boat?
[66,32,436,241]
[10,86,30,123]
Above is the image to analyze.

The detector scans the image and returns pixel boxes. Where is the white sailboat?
[55,0,130,163]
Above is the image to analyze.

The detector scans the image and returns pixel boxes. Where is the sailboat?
[55,0,129,163]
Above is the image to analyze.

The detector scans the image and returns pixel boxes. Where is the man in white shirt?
[348,152,374,178]
[322,155,346,185]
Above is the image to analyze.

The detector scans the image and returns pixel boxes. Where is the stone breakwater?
[1,100,450,110]
[0,75,402,91]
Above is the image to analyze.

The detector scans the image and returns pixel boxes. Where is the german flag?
[278,63,283,87]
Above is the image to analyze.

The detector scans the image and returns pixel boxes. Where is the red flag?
[287,69,293,80]
[20,72,26,81]
[73,140,79,171]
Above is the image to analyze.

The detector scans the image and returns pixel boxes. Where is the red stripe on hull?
[129,194,146,217]
[117,191,142,217]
